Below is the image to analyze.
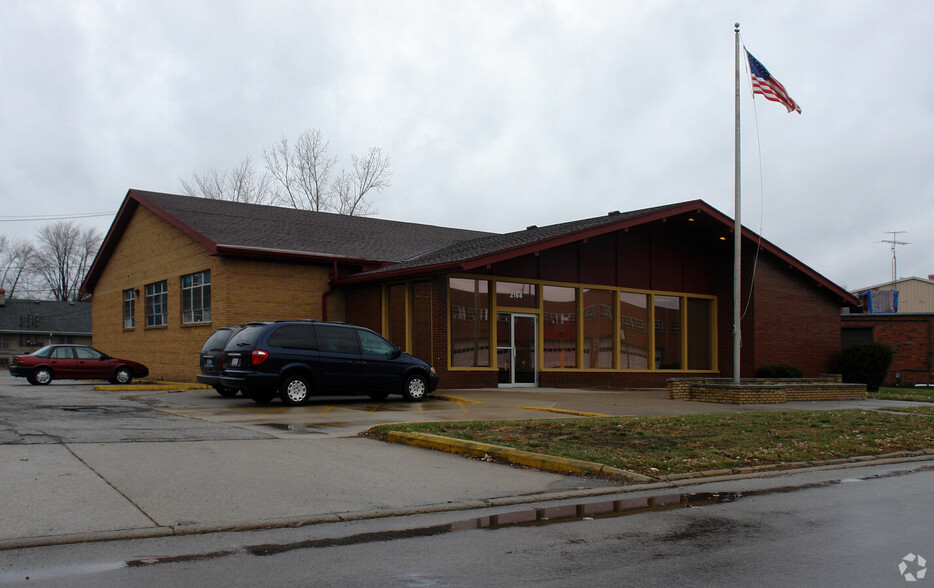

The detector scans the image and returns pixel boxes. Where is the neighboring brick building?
[82,190,858,387]
[841,313,934,387]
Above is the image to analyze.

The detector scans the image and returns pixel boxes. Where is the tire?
[26,375,38,385]
[214,385,239,398]
[401,373,429,402]
[33,367,53,386]
[368,391,390,401]
[280,375,311,406]
[112,367,133,385]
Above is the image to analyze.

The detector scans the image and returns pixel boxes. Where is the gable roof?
[852,276,934,293]
[83,190,494,291]
[0,299,92,335]
[82,190,858,307]
[337,199,859,307]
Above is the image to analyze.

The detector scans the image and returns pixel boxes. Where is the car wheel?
[280,375,311,406]
[112,367,133,385]
[26,375,38,385]
[214,385,239,398]
[401,374,428,402]
[33,367,53,386]
[368,391,390,401]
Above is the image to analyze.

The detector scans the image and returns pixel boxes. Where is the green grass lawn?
[870,387,934,402]
[368,410,934,476]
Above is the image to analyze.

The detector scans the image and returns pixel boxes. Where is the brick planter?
[667,376,866,404]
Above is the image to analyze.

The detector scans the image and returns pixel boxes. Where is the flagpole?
[733,22,742,384]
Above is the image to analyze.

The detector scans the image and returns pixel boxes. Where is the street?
[0,372,932,586]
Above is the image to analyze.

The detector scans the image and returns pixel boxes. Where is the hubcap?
[286,380,307,402]
[36,370,51,384]
[117,370,130,383]
[408,378,426,399]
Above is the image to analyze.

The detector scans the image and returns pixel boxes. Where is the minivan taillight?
[252,350,269,366]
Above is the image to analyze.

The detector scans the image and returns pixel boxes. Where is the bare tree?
[336,147,391,216]
[0,236,34,298]
[30,222,102,302]
[181,155,275,205]
[192,129,391,216]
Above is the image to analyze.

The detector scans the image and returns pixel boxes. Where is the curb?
[385,431,655,483]
[95,382,210,392]
[2,453,931,551]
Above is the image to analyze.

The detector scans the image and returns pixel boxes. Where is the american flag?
[745,49,801,114]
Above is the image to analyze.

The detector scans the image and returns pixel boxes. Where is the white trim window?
[181,270,211,324]
[123,289,136,328]
[145,280,168,327]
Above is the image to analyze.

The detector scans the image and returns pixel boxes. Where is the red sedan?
[10,345,149,385]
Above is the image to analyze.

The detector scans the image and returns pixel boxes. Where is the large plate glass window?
[687,297,713,370]
[182,270,211,324]
[582,288,614,369]
[495,282,538,309]
[449,278,491,367]
[543,285,577,368]
[145,280,168,327]
[619,292,649,369]
[654,295,682,369]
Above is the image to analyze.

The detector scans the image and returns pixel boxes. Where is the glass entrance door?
[497,313,537,386]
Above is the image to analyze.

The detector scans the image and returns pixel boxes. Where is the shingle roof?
[359,202,683,276]
[133,190,494,263]
[0,299,92,334]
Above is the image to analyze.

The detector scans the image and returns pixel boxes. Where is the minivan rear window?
[202,327,238,352]
[268,324,317,350]
[225,324,267,349]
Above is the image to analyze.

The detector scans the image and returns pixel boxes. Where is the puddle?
[260,422,352,434]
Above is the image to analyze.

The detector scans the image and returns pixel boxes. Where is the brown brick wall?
[841,314,934,387]
[91,206,333,382]
[749,255,842,377]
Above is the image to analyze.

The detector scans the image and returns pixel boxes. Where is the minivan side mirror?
[392,345,402,358]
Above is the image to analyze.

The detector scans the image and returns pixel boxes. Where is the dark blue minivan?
[219,321,439,405]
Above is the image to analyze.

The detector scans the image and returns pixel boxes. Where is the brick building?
[81,190,857,387]
[841,313,934,387]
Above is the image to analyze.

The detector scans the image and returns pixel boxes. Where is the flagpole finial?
[734,22,740,31]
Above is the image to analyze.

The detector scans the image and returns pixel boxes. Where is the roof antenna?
[878,231,909,288]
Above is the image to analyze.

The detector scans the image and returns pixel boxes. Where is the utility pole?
[879,231,909,288]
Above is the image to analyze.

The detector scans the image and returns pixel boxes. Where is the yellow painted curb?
[517,406,613,418]
[385,431,654,483]
[432,395,485,404]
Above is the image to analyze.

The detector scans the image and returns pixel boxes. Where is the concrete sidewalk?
[1,386,930,550]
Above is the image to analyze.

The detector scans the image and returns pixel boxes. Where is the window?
[687,298,713,370]
[75,347,104,360]
[543,285,577,368]
[314,325,361,355]
[359,330,397,357]
[496,282,538,309]
[268,324,317,350]
[145,281,168,327]
[619,292,649,369]
[655,295,682,369]
[52,347,75,359]
[182,270,211,324]
[582,289,614,369]
[449,278,491,367]
[123,289,136,329]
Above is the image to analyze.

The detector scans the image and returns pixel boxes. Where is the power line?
[0,212,115,223]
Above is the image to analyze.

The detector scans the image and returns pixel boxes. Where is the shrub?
[756,364,803,379]
[833,342,893,392]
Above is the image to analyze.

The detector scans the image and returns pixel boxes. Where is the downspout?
[321,260,338,322]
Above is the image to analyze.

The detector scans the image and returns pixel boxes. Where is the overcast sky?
[2,1,931,291]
